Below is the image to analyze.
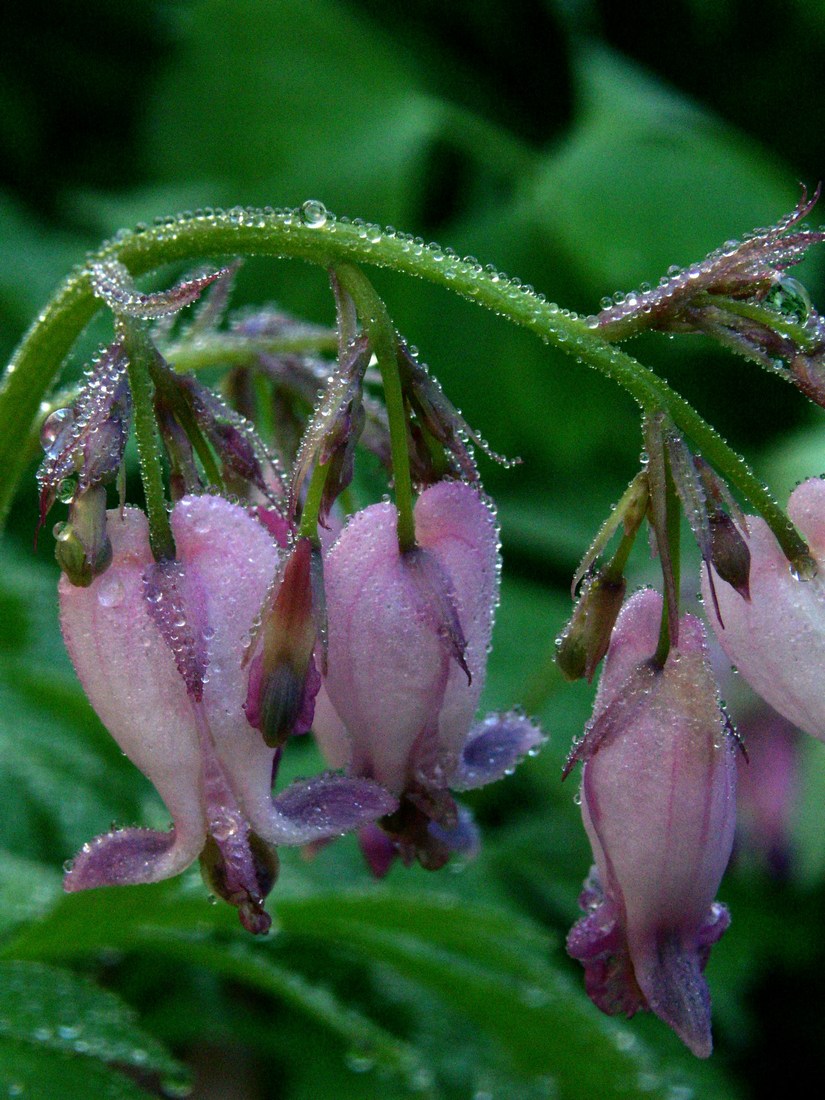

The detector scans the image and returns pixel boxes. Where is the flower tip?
[636,937,714,1058]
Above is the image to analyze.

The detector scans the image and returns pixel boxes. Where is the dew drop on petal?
[97,574,124,608]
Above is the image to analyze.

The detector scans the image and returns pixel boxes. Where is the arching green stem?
[0,205,810,570]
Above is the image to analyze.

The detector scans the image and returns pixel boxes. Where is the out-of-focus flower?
[313,480,543,869]
[60,494,395,933]
[566,590,736,1058]
[703,477,825,741]
[735,705,801,877]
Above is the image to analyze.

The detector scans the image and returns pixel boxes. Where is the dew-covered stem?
[120,321,175,560]
[332,261,416,552]
[0,204,809,566]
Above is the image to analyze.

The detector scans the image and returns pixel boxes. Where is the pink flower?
[566,590,736,1058]
[59,494,395,932]
[703,477,825,741]
[313,481,542,867]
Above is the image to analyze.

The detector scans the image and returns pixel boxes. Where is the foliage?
[2,1,825,1097]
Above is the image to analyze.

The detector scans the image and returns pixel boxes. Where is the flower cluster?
[44,260,542,934]
[32,199,825,1062]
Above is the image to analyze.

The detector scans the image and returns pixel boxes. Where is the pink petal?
[321,482,497,793]
[60,507,209,872]
[703,477,825,740]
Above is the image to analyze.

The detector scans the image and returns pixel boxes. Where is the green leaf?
[142,0,440,223]
[0,851,61,937]
[4,880,733,1100]
[528,45,794,292]
[0,1040,156,1100]
[0,960,188,1098]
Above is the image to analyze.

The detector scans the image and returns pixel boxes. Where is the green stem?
[652,462,681,668]
[297,461,329,545]
[0,205,809,569]
[163,331,338,373]
[332,262,416,552]
[696,294,817,348]
[120,322,175,560]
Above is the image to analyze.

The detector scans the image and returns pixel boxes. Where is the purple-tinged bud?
[54,484,113,587]
[703,477,825,740]
[37,340,130,530]
[290,335,369,523]
[152,360,285,505]
[244,536,321,746]
[708,511,751,602]
[594,186,825,338]
[566,590,736,1058]
[556,573,626,682]
[665,433,751,606]
[59,495,396,931]
[89,260,234,320]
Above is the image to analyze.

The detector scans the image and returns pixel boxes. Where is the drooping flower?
[60,494,395,932]
[566,590,736,1058]
[702,477,825,741]
[313,480,543,869]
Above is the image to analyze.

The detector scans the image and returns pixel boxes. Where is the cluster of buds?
[42,257,542,933]
[593,186,825,408]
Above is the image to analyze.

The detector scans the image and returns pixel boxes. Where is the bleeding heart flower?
[566,589,736,1058]
[59,494,395,932]
[313,480,543,869]
[703,476,825,742]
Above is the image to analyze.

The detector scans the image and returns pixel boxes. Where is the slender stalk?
[297,461,329,544]
[653,465,682,668]
[332,262,416,551]
[163,331,339,373]
[120,322,175,560]
[0,205,810,568]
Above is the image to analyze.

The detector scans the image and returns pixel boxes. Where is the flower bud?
[54,485,113,587]
[566,590,736,1058]
[244,536,321,746]
[556,573,626,682]
[703,477,825,740]
[313,481,543,869]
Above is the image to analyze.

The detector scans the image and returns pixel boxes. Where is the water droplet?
[40,407,74,451]
[300,199,328,228]
[97,574,124,608]
[57,477,76,503]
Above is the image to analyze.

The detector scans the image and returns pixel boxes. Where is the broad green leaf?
[5,880,734,1100]
[142,0,440,223]
[0,960,187,1098]
[528,45,794,292]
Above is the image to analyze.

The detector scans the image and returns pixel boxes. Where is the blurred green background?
[2,1,825,1097]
